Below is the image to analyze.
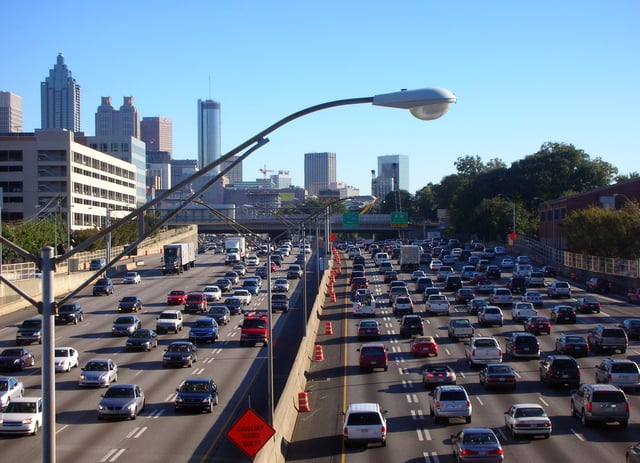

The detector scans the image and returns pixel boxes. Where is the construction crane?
[259,164,274,187]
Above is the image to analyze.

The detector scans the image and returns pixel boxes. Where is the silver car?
[0,376,24,409]
[79,358,118,387]
[430,385,472,424]
[595,358,640,391]
[97,383,145,420]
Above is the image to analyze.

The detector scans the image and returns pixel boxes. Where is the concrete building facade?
[0,91,23,133]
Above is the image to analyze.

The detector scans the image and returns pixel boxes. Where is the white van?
[374,252,390,266]
[514,264,533,278]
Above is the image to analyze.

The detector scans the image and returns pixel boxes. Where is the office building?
[0,91,23,133]
[41,53,81,132]
[95,96,140,138]
[220,155,243,184]
[304,152,336,196]
[141,117,173,156]
[271,170,292,189]
[197,99,221,172]
[373,154,409,198]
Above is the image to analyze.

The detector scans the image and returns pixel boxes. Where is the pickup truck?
[465,336,502,367]
[447,318,475,341]
[627,288,640,304]
[511,302,538,321]
[425,294,451,316]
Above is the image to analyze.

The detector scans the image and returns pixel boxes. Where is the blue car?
[188,318,219,343]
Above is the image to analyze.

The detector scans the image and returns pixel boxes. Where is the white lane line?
[101,448,126,462]
[164,393,175,402]
[148,408,165,418]
[570,428,585,441]
[56,424,69,434]
[193,367,205,375]
[476,396,484,406]
[538,396,550,407]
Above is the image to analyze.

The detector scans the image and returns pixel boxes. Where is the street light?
[534,197,555,248]
[498,193,516,239]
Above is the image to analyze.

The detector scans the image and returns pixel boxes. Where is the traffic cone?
[330,291,337,303]
[314,344,325,361]
[324,321,333,335]
[298,392,310,412]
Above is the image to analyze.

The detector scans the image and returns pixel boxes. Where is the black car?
[55,303,84,324]
[163,341,198,368]
[586,277,611,294]
[485,265,501,279]
[16,318,42,345]
[399,314,424,338]
[214,278,233,292]
[118,296,143,313]
[539,355,581,387]
[542,266,557,278]
[207,305,231,325]
[223,297,244,315]
[0,348,36,371]
[620,318,640,340]
[175,377,219,413]
[93,277,114,296]
[550,305,576,323]
[125,329,158,351]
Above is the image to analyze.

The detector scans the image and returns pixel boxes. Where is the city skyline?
[4,2,638,194]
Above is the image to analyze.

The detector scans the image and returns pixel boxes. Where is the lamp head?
[372,87,456,120]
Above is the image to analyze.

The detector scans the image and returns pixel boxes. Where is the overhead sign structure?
[390,211,408,227]
[342,212,360,227]
[226,408,275,459]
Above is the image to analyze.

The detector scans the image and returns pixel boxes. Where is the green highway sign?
[342,212,360,227]
[390,211,408,227]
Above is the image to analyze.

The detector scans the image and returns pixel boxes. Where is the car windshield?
[104,387,135,398]
[5,401,37,413]
[515,407,547,418]
[85,361,108,371]
[181,382,210,393]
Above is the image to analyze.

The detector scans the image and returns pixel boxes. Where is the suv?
[16,317,43,345]
[594,358,640,390]
[528,271,545,287]
[55,303,84,325]
[429,385,472,424]
[586,277,611,294]
[184,292,208,313]
[444,275,463,292]
[505,332,540,359]
[155,310,183,334]
[539,355,581,387]
[489,287,513,307]
[239,311,269,346]
[399,314,424,338]
[271,294,289,313]
[357,343,388,372]
[89,258,106,271]
[547,281,571,298]
[92,277,114,296]
[587,325,628,354]
[342,403,387,447]
[506,276,528,295]
[571,384,629,427]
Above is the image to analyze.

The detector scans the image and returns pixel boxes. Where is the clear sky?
[4,1,639,195]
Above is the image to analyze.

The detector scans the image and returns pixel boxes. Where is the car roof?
[346,402,381,413]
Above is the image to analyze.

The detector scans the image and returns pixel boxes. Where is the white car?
[500,257,514,269]
[246,255,260,266]
[504,403,552,439]
[232,289,252,306]
[0,397,43,436]
[54,346,79,372]
[272,278,290,292]
[202,285,222,302]
[429,259,443,271]
[123,272,141,284]
[522,290,544,307]
[0,376,24,409]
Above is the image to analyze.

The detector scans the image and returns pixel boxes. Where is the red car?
[524,316,551,335]
[410,336,438,357]
[167,289,188,305]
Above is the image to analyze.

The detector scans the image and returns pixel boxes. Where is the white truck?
[511,302,538,321]
[399,245,421,273]
[353,290,376,317]
[161,242,196,275]
[425,294,451,316]
[224,236,246,265]
[465,336,503,367]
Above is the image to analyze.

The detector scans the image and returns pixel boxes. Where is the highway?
[286,248,640,462]
[0,247,313,462]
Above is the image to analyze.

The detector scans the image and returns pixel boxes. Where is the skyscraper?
[374,154,409,199]
[41,53,81,132]
[141,117,173,156]
[95,96,140,138]
[0,91,22,133]
[304,152,336,196]
[197,99,221,172]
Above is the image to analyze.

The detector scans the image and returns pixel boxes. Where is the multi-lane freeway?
[286,246,640,463]
[0,247,313,462]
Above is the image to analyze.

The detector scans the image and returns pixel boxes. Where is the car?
[224,297,244,315]
[79,358,118,387]
[409,335,438,356]
[54,346,79,372]
[214,278,233,292]
[587,325,628,354]
[207,305,231,325]
[628,443,640,463]
[522,290,543,307]
[541,265,557,278]
[436,265,454,282]
[555,333,590,357]
[122,271,141,284]
[166,289,188,305]
[571,383,629,427]
[357,343,388,372]
[175,377,219,413]
[232,262,247,276]
[478,306,504,327]
[445,275,463,292]
[0,348,35,371]
[547,280,571,298]
[224,271,240,285]
[184,292,208,313]
[378,261,393,275]
[232,289,252,306]
[504,332,540,359]
[415,276,434,293]
[189,317,219,343]
[429,259,443,271]
[488,287,512,307]
[118,296,143,313]
[528,271,545,287]
[342,402,388,447]
[55,303,84,324]
[242,279,261,295]
[594,358,640,390]
[539,355,580,388]
[246,255,260,266]
[411,269,426,281]
[467,298,489,315]
[500,257,514,269]
[455,288,476,304]
[461,265,476,280]
[0,376,24,409]
[504,403,552,439]
[429,385,472,424]
[111,315,141,336]
[523,316,551,335]
[155,310,183,334]
[271,293,290,313]
[471,271,488,284]
[586,277,611,294]
[447,318,475,341]
[357,319,381,341]
[272,277,290,292]
[0,397,43,436]
[451,427,503,463]
[16,317,42,345]
[202,285,222,302]
[506,276,528,294]
[494,246,507,256]
[479,363,517,390]
[619,318,640,340]
[474,280,493,295]
[485,265,501,279]
[383,270,398,284]
[125,329,158,351]
[422,365,457,388]
[576,296,601,313]
[442,254,457,265]
[92,277,114,296]
[353,255,366,266]
[97,384,145,420]
[550,305,576,323]
[286,264,303,279]
[393,296,414,316]
[89,258,107,270]
[163,341,198,368]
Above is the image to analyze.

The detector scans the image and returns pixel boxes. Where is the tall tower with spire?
[41,53,81,132]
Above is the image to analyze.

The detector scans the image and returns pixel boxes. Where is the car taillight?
[461,449,479,456]
[435,401,441,408]
[626,402,630,412]
[381,425,386,434]
[343,427,348,437]
[608,374,612,381]
[487,449,504,456]
[586,402,592,412]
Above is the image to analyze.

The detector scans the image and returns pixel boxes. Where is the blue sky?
[4,1,639,194]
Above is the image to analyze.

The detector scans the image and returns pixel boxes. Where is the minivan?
[357,343,388,372]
